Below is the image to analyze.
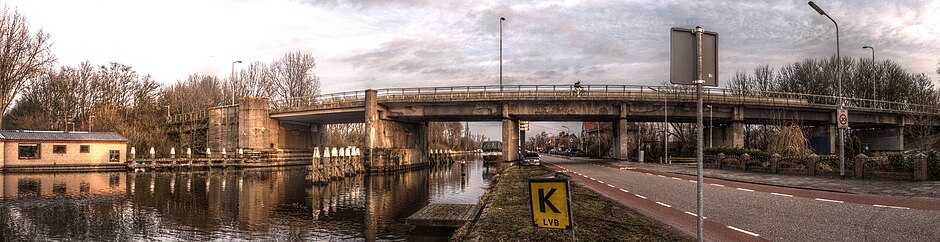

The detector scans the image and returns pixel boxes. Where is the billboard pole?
[693,26,705,242]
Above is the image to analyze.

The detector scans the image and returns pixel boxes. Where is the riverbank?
[453,164,690,241]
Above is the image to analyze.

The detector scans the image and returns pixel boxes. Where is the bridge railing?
[246,84,940,115]
[270,90,366,113]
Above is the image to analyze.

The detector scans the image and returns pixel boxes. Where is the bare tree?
[267,51,320,103]
[0,6,55,128]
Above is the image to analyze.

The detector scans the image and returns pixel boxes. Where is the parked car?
[522,152,541,166]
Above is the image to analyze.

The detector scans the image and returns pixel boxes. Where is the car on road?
[522,151,541,166]
[564,148,580,156]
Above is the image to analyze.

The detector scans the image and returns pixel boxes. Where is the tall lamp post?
[231,60,242,105]
[808,1,845,178]
[499,17,505,92]
[863,45,875,99]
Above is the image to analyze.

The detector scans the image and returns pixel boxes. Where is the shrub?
[704,146,769,157]
[887,153,912,172]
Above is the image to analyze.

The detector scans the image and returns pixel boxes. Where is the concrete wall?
[208,106,239,151]
[237,97,325,150]
[2,141,127,167]
[857,126,904,151]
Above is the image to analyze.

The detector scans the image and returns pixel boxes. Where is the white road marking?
[873,204,910,210]
[657,175,666,178]
[671,177,682,180]
[598,181,605,184]
[710,184,725,187]
[655,202,672,207]
[688,180,696,183]
[589,178,596,181]
[635,194,647,199]
[606,184,615,188]
[736,188,755,192]
[644,173,653,175]
[814,198,844,203]
[727,226,760,237]
[619,188,629,193]
[684,211,707,219]
[770,192,793,197]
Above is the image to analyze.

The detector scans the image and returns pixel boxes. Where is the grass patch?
[457,165,690,241]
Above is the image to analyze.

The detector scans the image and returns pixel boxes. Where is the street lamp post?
[499,17,505,92]
[809,1,845,178]
[88,115,95,132]
[231,60,242,105]
[707,105,712,148]
[863,45,875,99]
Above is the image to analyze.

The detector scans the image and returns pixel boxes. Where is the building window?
[53,145,67,154]
[18,144,40,159]
[80,145,90,153]
[109,150,120,162]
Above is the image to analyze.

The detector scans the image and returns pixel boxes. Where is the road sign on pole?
[670,28,719,86]
[529,178,572,229]
[837,109,848,129]
[671,26,718,242]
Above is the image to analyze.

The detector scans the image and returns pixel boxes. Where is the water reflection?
[0,157,493,241]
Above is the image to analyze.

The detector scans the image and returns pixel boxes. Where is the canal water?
[0,158,495,241]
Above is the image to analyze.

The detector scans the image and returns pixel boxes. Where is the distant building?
[0,131,128,172]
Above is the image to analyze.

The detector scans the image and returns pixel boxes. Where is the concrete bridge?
[168,85,940,170]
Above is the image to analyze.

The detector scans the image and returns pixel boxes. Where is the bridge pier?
[364,89,429,172]
[501,103,519,162]
[614,103,632,161]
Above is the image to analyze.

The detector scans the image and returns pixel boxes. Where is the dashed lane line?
[619,188,629,193]
[770,192,794,197]
[814,198,845,203]
[710,183,725,187]
[655,202,672,208]
[727,226,760,237]
[635,194,647,199]
[736,188,755,192]
[684,211,707,219]
[873,204,910,210]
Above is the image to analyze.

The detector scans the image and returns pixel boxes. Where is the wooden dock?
[406,203,481,228]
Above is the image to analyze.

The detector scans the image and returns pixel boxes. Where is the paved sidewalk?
[561,156,940,200]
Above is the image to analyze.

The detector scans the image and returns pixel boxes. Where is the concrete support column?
[614,118,630,160]
[311,124,326,147]
[614,103,630,161]
[501,103,519,162]
[238,97,275,150]
[731,121,744,148]
[730,106,744,148]
[502,118,519,162]
[364,89,379,167]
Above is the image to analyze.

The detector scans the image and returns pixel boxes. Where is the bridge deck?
[406,203,481,228]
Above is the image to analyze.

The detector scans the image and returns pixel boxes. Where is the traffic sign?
[670,27,719,86]
[529,178,572,229]
[837,109,848,129]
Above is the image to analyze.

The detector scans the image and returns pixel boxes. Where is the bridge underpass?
[171,85,940,170]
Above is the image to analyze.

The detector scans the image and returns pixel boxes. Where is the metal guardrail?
[269,84,940,115]
[170,84,940,123]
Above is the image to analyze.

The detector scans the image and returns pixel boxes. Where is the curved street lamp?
[808,1,845,178]
[863,45,875,99]
[499,17,506,92]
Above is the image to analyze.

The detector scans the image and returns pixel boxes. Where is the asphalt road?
[540,155,940,242]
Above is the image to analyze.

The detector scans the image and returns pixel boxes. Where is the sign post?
[837,108,848,177]
[671,26,718,242]
[529,177,574,240]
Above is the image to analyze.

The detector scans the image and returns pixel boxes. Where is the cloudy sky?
[6,0,940,139]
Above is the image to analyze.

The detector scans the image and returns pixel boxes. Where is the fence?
[706,152,932,181]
